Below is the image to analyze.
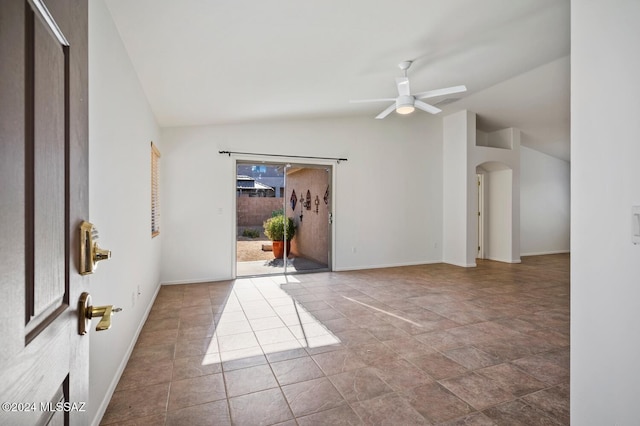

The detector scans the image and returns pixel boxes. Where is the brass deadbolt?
[80,221,111,275]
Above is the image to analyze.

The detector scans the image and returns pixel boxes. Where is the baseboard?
[333,259,441,272]
[443,261,477,268]
[162,276,232,285]
[520,250,570,257]
[485,257,522,264]
[91,282,162,426]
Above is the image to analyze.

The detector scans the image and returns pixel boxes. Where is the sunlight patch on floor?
[203,275,340,365]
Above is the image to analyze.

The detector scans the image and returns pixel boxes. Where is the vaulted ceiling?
[104,0,570,160]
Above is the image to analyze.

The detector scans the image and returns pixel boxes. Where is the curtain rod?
[218,150,347,163]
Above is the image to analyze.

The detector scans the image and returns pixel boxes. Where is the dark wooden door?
[0,0,89,425]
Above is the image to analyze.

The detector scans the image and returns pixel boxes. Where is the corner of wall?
[88,1,163,423]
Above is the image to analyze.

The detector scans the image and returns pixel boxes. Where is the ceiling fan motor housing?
[396,95,415,114]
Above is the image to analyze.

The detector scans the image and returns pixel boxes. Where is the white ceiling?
[104,0,570,161]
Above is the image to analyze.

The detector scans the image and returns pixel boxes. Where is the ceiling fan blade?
[414,100,442,114]
[395,77,411,97]
[350,98,396,104]
[375,103,397,119]
[415,85,467,100]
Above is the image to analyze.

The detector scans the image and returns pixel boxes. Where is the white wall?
[442,110,473,266]
[88,1,162,424]
[160,114,443,283]
[444,112,521,266]
[520,146,570,255]
[486,168,513,262]
[571,1,640,424]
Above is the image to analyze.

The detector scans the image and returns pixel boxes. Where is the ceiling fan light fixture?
[396,105,415,115]
[396,95,415,114]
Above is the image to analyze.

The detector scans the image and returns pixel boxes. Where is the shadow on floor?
[237,256,328,277]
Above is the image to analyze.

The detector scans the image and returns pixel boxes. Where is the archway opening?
[476,161,513,262]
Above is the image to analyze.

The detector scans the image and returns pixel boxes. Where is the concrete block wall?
[236,197,284,226]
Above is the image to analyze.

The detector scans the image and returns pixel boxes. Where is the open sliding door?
[235,160,332,277]
[283,163,331,274]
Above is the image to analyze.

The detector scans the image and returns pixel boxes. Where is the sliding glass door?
[235,160,332,277]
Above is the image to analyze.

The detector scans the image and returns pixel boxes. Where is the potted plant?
[263,214,296,259]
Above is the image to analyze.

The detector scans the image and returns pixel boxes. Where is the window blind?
[151,142,161,237]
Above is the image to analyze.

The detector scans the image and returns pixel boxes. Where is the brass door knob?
[78,292,122,335]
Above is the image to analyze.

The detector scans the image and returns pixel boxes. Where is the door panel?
[284,165,331,271]
[283,164,331,273]
[0,1,88,425]
[29,0,68,334]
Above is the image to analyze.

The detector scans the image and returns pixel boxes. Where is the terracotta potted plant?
[263,214,296,259]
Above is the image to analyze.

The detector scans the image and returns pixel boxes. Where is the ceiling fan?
[350,61,467,119]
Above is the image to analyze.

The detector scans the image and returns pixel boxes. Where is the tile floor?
[236,256,328,277]
[101,254,569,425]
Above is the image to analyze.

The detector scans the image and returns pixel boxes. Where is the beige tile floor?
[101,254,569,425]
[236,256,329,277]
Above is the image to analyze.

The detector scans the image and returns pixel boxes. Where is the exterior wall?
[236,197,284,226]
[286,168,330,264]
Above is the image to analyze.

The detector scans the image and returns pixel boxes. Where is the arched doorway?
[476,161,516,262]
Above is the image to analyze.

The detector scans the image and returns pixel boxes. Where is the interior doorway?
[477,173,484,259]
[476,161,514,262]
[235,160,332,277]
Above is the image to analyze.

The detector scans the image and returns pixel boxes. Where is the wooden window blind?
[151,142,161,237]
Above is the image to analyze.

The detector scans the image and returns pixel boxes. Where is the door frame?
[232,155,336,278]
[477,173,485,259]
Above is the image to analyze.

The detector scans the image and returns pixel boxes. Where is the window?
[151,142,161,237]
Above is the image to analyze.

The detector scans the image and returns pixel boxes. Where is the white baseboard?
[443,261,477,268]
[162,276,232,285]
[91,282,162,426]
[333,259,441,272]
[520,250,570,257]
[483,256,522,264]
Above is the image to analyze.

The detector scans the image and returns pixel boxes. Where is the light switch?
[633,206,640,245]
